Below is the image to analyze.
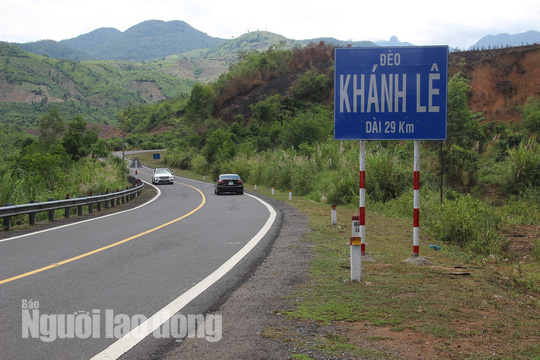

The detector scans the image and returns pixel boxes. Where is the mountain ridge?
[469,30,540,50]
[9,19,539,62]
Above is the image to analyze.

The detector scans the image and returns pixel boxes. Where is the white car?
[152,168,174,185]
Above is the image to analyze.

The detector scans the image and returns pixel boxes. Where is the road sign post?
[334,46,448,275]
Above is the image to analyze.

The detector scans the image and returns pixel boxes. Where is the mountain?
[300,37,376,47]
[375,36,415,47]
[469,30,540,50]
[60,27,122,53]
[68,20,226,60]
[0,42,194,127]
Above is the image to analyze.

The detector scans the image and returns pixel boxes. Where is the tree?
[282,109,333,150]
[202,129,236,164]
[438,74,486,189]
[62,116,99,160]
[39,107,65,141]
[446,74,485,149]
[185,83,215,126]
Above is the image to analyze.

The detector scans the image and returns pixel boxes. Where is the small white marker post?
[254,184,257,191]
[271,186,274,195]
[350,214,362,281]
[331,204,337,226]
[289,189,292,200]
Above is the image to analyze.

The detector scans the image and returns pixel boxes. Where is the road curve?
[0,165,281,359]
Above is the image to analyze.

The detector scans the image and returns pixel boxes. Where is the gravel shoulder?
[163,195,315,359]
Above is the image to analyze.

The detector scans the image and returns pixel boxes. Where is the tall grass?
[194,137,539,257]
[504,138,540,195]
[423,191,505,254]
[1,157,126,206]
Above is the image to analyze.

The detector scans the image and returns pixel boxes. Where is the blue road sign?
[153,153,160,160]
[334,46,448,140]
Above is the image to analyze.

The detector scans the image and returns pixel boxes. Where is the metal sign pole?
[413,140,420,256]
[359,140,366,256]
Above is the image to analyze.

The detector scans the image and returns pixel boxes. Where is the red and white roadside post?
[349,139,367,282]
[359,140,366,256]
[413,140,420,257]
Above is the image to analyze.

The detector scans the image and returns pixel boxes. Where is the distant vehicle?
[214,174,244,195]
[152,168,174,185]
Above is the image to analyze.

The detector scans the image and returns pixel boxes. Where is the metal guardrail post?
[29,200,36,225]
[65,194,70,218]
[3,203,12,231]
[77,196,83,216]
[104,190,109,209]
[89,192,93,214]
[48,198,55,221]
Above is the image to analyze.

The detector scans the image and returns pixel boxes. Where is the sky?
[1,0,539,49]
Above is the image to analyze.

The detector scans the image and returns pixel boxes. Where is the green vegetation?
[284,193,540,359]
[0,108,128,226]
[109,44,540,266]
[0,42,194,128]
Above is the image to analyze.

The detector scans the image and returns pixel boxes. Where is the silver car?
[152,168,174,185]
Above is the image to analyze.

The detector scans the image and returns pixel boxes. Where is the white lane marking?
[0,181,160,243]
[91,193,277,359]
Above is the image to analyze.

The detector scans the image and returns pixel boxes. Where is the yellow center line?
[0,182,206,285]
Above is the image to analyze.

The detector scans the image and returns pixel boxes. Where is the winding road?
[0,163,280,359]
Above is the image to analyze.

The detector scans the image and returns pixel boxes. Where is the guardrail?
[1,180,144,231]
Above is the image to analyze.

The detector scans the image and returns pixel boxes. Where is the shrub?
[365,146,410,202]
[424,194,504,255]
[521,96,540,133]
[504,138,540,195]
[319,168,358,205]
[191,154,209,175]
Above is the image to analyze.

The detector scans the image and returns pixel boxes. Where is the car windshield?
[155,169,170,175]
[220,174,240,181]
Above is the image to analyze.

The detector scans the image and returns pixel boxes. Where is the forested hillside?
[0,42,194,127]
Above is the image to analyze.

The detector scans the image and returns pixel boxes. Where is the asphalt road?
[0,165,280,359]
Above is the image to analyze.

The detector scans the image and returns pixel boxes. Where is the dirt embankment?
[449,44,540,123]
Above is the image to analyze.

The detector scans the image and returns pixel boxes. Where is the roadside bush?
[521,96,540,133]
[445,144,480,188]
[365,145,410,202]
[282,108,333,150]
[424,194,504,255]
[163,147,194,169]
[319,168,358,205]
[503,138,540,195]
[191,154,209,175]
